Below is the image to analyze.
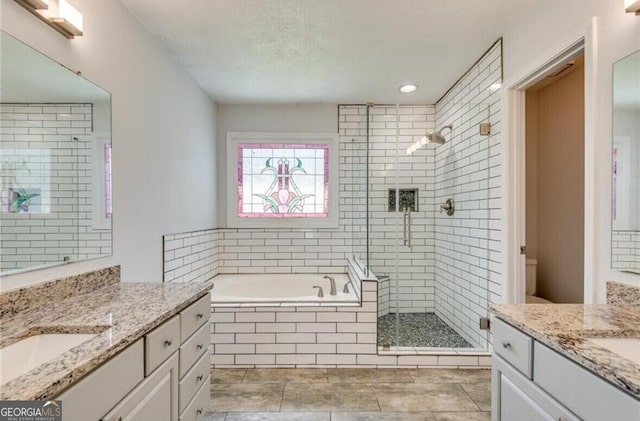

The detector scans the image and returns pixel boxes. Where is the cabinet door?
[500,374,555,421]
[103,352,179,421]
[492,355,579,421]
[57,339,144,421]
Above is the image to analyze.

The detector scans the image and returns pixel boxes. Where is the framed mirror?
[611,50,640,274]
[0,31,112,275]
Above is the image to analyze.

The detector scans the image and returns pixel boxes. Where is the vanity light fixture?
[625,0,640,15]
[399,84,418,93]
[16,0,49,9]
[14,0,83,39]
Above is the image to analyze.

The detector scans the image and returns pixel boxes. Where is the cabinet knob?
[197,375,204,381]
[164,339,172,347]
[501,341,511,349]
[196,313,204,319]
[197,344,203,350]
[196,408,203,415]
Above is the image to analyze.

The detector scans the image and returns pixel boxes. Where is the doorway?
[523,55,586,304]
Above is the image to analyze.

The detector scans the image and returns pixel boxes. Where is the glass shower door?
[372,102,493,352]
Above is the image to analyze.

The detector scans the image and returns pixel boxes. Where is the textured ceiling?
[120,0,539,104]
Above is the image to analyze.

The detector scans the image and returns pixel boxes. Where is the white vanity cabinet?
[56,294,211,421]
[177,295,211,421]
[102,353,180,421]
[492,318,640,421]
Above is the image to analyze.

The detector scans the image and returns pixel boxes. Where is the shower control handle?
[403,209,412,248]
[440,198,455,216]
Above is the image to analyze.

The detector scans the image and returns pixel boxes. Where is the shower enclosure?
[346,100,496,352]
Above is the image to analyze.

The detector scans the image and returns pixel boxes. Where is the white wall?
[502,0,640,299]
[0,0,217,290]
[216,104,336,227]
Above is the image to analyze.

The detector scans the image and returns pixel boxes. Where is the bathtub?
[210,273,359,304]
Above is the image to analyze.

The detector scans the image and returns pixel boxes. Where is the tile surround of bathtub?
[163,229,219,283]
[607,281,640,308]
[433,39,503,349]
[0,104,112,272]
[210,280,488,368]
[0,265,120,319]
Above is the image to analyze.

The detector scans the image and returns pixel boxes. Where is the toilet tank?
[526,259,537,296]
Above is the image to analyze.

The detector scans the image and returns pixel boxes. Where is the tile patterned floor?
[205,368,491,420]
[377,313,472,348]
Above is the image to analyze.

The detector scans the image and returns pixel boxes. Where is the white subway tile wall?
[163,228,219,283]
[611,230,640,273]
[433,39,503,348]
[0,104,111,271]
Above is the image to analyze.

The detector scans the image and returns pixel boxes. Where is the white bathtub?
[210,273,359,304]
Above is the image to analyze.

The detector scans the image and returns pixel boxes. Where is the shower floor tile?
[377,313,472,348]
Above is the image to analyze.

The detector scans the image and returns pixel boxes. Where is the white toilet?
[525,259,553,304]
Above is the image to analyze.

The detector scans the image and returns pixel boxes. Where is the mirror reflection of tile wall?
[611,50,640,274]
[0,31,112,275]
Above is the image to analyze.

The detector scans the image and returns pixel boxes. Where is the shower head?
[406,124,453,155]
[426,124,453,144]
[427,132,446,144]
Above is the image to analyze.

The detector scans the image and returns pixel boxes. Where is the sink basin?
[585,337,640,365]
[0,333,98,385]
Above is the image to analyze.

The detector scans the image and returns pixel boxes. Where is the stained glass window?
[238,143,329,218]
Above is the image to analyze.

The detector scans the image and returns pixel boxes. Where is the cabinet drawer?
[102,352,179,421]
[534,342,640,421]
[179,376,210,421]
[180,294,210,343]
[57,339,143,421]
[179,352,210,414]
[180,322,209,378]
[146,315,180,376]
[493,318,533,378]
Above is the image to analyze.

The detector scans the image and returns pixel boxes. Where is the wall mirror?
[0,31,112,276]
[611,49,640,274]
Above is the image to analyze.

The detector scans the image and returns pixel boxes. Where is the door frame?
[502,17,598,304]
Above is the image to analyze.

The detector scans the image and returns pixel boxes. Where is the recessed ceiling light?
[399,84,418,93]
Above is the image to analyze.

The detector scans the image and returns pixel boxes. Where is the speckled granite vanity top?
[491,304,640,398]
[0,281,213,401]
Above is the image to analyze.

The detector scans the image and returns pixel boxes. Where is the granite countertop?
[491,304,640,398]
[0,281,213,401]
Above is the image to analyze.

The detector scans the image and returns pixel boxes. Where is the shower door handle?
[403,209,412,248]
